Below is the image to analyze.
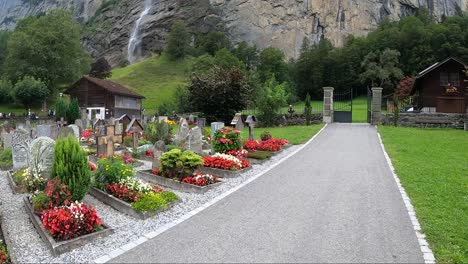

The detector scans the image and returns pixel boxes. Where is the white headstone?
[12,129,32,169]
[1,131,12,148]
[31,137,55,179]
[175,118,190,145]
[210,122,224,154]
[185,127,203,154]
[68,125,80,139]
[158,116,168,123]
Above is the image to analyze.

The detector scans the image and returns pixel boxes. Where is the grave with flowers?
[137,149,222,194]
[89,154,179,220]
[21,136,112,256]
[0,212,12,264]
[200,127,252,178]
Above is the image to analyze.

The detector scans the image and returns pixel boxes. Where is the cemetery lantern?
[245,115,256,140]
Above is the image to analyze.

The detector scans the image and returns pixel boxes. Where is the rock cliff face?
[0,0,466,65]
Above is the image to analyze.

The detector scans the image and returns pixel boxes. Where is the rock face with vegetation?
[0,0,466,65]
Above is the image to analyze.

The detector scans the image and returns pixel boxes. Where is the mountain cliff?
[1,0,466,66]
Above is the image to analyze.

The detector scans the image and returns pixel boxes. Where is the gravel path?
[112,124,425,263]
[0,145,300,263]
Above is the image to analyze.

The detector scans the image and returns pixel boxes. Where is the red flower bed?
[203,154,249,171]
[243,138,289,152]
[44,178,72,208]
[0,245,8,264]
[80,129,93,141]
[225,149,248,158]
[181,172,218,187]
[41,202,101,241]
[145,150,154,158]
[243,140,260,152]
[120,153,134,164]
[151,168,160,175]
[106,183,139,203]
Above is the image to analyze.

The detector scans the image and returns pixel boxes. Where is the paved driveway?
[111,124,424,263]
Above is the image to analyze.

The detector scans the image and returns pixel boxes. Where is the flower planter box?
[23,197,113,256]
[199,166,251,178]
[88,155,144,168]
[89,187,175,220]
[0,212,17,264]
[6,171,26,194]
[137,170,223,194]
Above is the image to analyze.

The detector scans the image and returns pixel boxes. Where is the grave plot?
[0,214,12,264]
[91,156,179,220]
[18,136,113,255]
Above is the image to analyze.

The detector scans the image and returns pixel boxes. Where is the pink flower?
[220,138,227,144]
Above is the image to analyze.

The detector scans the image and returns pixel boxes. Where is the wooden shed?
[412,57,467,113]
[65,76,146,120]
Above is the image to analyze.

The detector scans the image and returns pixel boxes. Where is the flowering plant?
[181,172,218,186]
[0,242,9,264]
[96,157,135,186]
[80,129,94,143]
[203,153,250,171]
[44,178,73,208]
[13,167,46,192]
[145,150,154,158]
[225,149,248,159]
[212,127,242,153]
[118,178,155,194]
[41,202,101,241]
[243,140,259,152]
[151,168,160,175]
[106,183,140,203]
[116,153,134,164]
[243,138,289,152]
[89,162,97,171]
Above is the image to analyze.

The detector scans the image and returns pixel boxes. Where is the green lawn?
[352,97,368,123]
[111,54,192,113]
[240,124,324,145]
[379,126,468,263]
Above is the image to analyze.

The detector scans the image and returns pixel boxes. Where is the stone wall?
[382,113,467,129]
[273,113,323,127]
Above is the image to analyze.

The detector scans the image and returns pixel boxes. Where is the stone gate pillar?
[323,87,334,123]
[371,87,383,125]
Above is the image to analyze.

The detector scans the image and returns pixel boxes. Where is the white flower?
[212,153,242,168]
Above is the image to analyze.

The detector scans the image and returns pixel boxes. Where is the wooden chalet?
[412,57,467,113]
[65,76,146,120]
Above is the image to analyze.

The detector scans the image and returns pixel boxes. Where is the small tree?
[304,93,312,126]
[360,49,404,94]
[166,20,190,60]
[51,136,90,202]
[67,97,80,124]
[89,57,112,79]
[256,77,288,126]
[55,98,68,121]
[13,76,49,111]
[0,79,13,103]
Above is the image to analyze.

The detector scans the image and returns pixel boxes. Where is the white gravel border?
[377,129,436,264]
[0,124,327,263]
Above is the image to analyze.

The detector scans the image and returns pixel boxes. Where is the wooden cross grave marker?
[97,125,122,158]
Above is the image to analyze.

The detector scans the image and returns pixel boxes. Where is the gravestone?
[189,114,194,123]
[231,113,244,131]
[58,126,73,138]
[57,117,67,128]
[81,108,89,128]
[210,122,225,154]
[95,125,106,154]
[97,125,122,158]
[158,116,168,123]
[197,118,206,130]
[245,115,257,140]
[115,122,123,135]
[1,131,12,149]
[152,140,166,169]
[68,125,80,139]
[12,129,32,169]
[37,125,59,140]
[30,137,55,179]
[74,119,83,132]
[175,118,190,145]
[16,123,25,130]
[185,127,203,154]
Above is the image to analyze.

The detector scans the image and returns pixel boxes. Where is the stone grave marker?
[30,137,55,179]
[97,125,122,158]
[158,116,168,123]
[37,125,59,140]
[175,118,190,145]
[68,125,80,139]
[210,122,225,154]
[231,113,244,131]
[58,126,73,138]
[152,140,166,169]
[185,127,203,154]
[12,129,32,169]
[1,131,12,148]
[57,117,67,128]
[74,119,83,132]
[189,114,194,123]
[197,118,206,130]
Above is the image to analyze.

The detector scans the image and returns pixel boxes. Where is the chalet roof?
[416,57,467,79]
[66,76,145,99]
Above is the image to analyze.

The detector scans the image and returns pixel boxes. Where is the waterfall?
[127,0,153,64]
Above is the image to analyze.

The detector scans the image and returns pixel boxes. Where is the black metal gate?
[367,87,372,123]
[333,89,353,123]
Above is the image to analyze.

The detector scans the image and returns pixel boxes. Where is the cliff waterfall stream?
[127,0,153,64]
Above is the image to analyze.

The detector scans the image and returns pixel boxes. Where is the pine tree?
[166,20,190,60]
[55,98,68,122]
[304,93,312,126]
[67,98,80,124]
[51,136,90,202]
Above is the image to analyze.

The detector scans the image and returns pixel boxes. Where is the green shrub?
[132,193,167,212]
[95,157,134,187]
[166,144,183,151]
[160,149,203,180]
[160,191,179,203]
[0,147,12,166]
[145,121,172,144]
[51,136,91,201]
[212,127,242,153]
[123,136,133,147]
[67,97,80,124]
[260,131,272,141]
[247,151,272,160]
[204,127,211,139]
[32,191,50,212]
[12,168,28,185]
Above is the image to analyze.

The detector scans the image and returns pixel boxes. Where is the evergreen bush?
[304,93,312,126]
[160,149,203,180]
[67,97,81,124]
[51,136,91,201]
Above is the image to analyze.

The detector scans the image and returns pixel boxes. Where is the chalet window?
[449,73,459,86]
[440,72,449,86]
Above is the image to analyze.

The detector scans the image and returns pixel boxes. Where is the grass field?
[352,97,368,123]
[379,126,468,263]
[111,54,192,113]
[240,124,324,145]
